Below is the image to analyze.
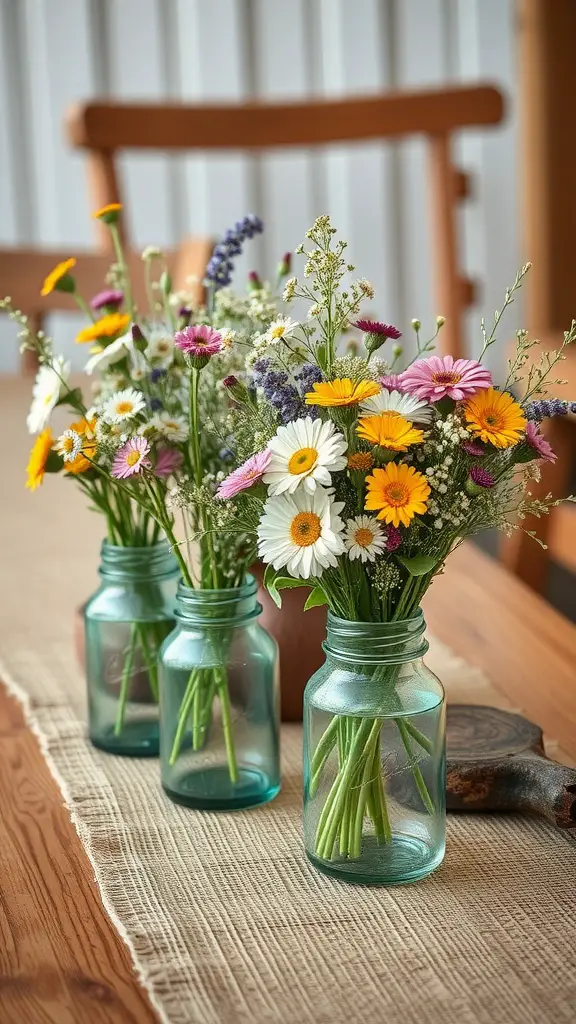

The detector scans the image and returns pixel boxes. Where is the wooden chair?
[66,85,505,361]
[501,0,576,591]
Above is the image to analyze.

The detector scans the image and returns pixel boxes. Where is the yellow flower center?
[384,482,410,506]
[347,452,374,471]
[290,512,322,547]
[288,446,318,475]
[271,325,286,338]
[61,437,75,454]
[432,370,462,386]
[126,451,141,467]
[165,421,179,431]
[116,401,134,415]
[354,527,374,548]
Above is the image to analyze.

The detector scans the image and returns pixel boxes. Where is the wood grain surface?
[0,687,157,1024]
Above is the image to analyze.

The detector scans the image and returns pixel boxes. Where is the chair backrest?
[67,85,505,358]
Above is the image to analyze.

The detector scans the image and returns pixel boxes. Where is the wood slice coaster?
[446,704,576,829]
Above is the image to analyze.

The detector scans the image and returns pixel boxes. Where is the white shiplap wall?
[0,0,520,372]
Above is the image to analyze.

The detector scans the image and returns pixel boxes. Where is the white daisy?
[145,330,174,365]
[360,388,433,424]
[55,428,83,463]
[257,487,345,579]
[264,417,347,495]
[84,332,133,375]
[102,387,146,424]
[264,316,300,345]
[344,516,387,563]
[149,410,189,442]
[220,328,236,349]
[27,356,71,433]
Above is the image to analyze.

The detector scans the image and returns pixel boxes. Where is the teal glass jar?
[303,611,445,885]
[84,540,178,757]
[159,576,281,811]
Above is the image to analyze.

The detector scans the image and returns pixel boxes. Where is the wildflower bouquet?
[212,215,576,866]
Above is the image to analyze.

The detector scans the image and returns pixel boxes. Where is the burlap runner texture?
[2,381,576,1024]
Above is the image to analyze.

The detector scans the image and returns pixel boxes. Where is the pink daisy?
[111,437,151,479]
[154,446,184,478]
[217,450,271,499]
[525,421,557,463]
[380,373,407,393]
[174,324,223,358]
[90,288,124,311]
[353,319,402,340]
[399,355,492,402]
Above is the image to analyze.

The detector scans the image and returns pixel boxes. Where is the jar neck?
[99,539,178,583]
[324,610,429,666]
[175,575,261,626]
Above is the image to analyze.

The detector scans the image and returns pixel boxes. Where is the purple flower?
[525,398,576,421]
[295,363,324,395]
[525,421,557,463]
[149,397,163,412]
[150,368,167,383]
[385,526,402,552]
[154,446,184,478]
[353,319,402,339]
[461,439,485,457]
[90,288,124,312]
[205,215,264,291]
[465,465,495,496]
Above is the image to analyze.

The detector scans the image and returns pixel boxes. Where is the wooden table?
[2,375,576,1022]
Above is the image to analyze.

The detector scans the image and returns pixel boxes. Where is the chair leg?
[20,311,43,375]
[500,416,574,592]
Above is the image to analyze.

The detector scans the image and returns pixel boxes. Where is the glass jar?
[84,540,179,756]
[159,576,281,811]
[303,611,445,885]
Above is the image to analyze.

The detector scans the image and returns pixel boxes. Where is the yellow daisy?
[304,378,380,408]
[76,312,130,345]
[64,417,97,475]
[464,388,527,449]
[357,412,425,451]
[365,463,431,527]
[93,202,123,224]
[26,429,54,491]
[40,258,76,297]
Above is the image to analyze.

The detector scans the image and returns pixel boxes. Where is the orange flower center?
[116,401,134,415]
[483,413,502,428]
[347,452,374,471]
[290,512,322,547]
[288,447,318,475]
[61,437,75,454]
[126,451,141,467]
[384,482,410,506]
[432,371,461,386]
[354,527,374,548]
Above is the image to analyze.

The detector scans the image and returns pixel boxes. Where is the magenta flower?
[90,288,124,311]
[174,324,223,363]
[525,421,557,463]
[385,525,402,552]
[469,465,495,488]
[154,446,184,478]
[461,439,485,457]
[354,320,402,340]
[217,450,271,499]
[111,437,151,479]
[380,373,407,393]
[399,355,492,402]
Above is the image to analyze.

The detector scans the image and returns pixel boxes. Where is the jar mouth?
[175,574,261,626]
[99,538,179,582]
[324,610,429,664]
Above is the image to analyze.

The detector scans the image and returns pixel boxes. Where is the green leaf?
[316,344,328,373]
[56,387,84,411]
[396,555,439,577]
[275,577,305,591]
[304,586,328,611]
[44,450,63,474]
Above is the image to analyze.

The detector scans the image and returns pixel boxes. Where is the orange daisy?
[304,378,380,408]
[76,312,130,345]
[365,463,431,527]
[40,258,76,297]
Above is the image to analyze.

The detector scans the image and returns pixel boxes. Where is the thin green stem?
[216,667,239,784]
[110,223,134,318]
[73,292,95,322]
[396,719,435,814]
[168,669,201,765]
[114,622,138,736]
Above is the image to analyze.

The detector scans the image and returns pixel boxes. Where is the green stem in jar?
[114,622,138,736]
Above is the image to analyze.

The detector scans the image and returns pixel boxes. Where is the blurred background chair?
[67,84,503,362]
[501,0,576,593]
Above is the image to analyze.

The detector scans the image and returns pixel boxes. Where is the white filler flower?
[264,416,347,495]
[102,387,146,424]
[150,411,189,442]
[360,388,433,424]
[257,487,345,579]
[27,356,71,433]
[344,515,387,563]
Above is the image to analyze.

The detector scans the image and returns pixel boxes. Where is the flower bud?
[159,270,172,296]
[411,319,421,332]
[92,203,122,225]
[436,315,446,328]
[248,270,262,291]
[277,251,292,278]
